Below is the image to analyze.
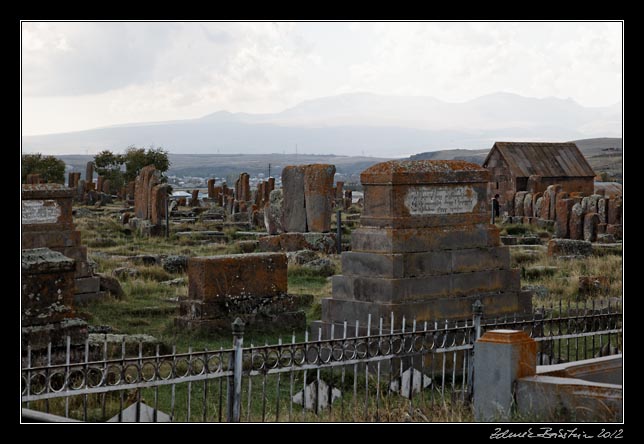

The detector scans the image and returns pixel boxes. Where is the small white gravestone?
[107,402,171,422]
[292,379,341,410]
[389,368,432,398]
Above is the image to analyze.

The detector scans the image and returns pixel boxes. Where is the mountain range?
[22,92,622,158]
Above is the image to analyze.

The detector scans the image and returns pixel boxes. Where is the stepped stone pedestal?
[312,160,532,337]
[21,184,105,304]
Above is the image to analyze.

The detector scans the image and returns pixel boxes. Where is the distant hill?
[409,148,489,164]
[22,92,621,159]
[571,137,622,181]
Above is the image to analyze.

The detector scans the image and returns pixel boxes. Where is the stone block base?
[21,318,89,349]
[313,290,533,336]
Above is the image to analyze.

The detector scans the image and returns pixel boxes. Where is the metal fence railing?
[21,298,622,422]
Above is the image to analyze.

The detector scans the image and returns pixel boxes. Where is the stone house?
[483,142,595,206]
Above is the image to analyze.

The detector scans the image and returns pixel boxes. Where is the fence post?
[228,317,245,422]
[473,299,483,341]
[336,209,342,254]
[468,300,484,398]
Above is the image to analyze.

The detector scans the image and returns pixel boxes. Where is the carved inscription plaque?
[405,186,477,215]
[22,200,61,224]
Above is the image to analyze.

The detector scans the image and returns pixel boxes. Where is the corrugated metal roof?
[483,142,596,178]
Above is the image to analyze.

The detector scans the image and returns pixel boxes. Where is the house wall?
[485,149,515,207]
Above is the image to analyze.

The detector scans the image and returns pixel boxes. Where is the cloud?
[21,21,622,136]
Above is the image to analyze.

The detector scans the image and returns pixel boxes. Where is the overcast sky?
[21,21,622,136]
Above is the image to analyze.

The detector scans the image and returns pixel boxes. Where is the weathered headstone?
[207,179,216,199]
[523,192,533,221]
[281,166,307,232]
[96,176,104,194]
[264,189,284,235]
[583,212,600,242]
[312,160,532,335]
[190,189,200,207]
[175,253,311,332]
[514,191,526,217]
[554,198,574,238]
[569,203,584,240]
[85,161,94,188]
[541,188,551,221]
[304,164,336,232]
[281,164,335,233]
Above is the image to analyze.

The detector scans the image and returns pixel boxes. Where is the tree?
[21,153,66,184]
[93,147,171,189]
[123,146,171,182]
[94,150,126,190]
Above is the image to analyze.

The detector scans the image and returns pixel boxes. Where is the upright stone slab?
[569,203,584,240]
[85,161,94,187]
[514,191,526,217]
[523,192,533,220]
[554,198,574,239]
[304,164,336,232]
[584,213,600,242]
[281,165,307,232]
[313,160,532,335]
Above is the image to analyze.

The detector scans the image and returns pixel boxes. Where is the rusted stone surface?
[316,160,531,333]
[102,179,111,195]
[569,203,584,240]
[583,212,600,242]
[554,198,574,239]
[606,224,622,240]
[607,198,622,225]
[187,253,287,301]
[150,184,170,225]
[335,181,344,199]
[134,165,156,219]
[303,164,336,232]
[177,252,309,333]
[190,189,200,207]
[541,188,552,221]
[96,176,104,194]
[85,161,94,185]
[548,185,562,220]
[281,165,307,232]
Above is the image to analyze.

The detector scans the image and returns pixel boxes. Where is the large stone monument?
[22,184,104,304]
[313,160,532,335]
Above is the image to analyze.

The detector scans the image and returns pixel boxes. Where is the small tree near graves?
[21,153,66,184]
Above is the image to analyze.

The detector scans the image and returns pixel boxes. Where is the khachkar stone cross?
[312,160,532,337]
